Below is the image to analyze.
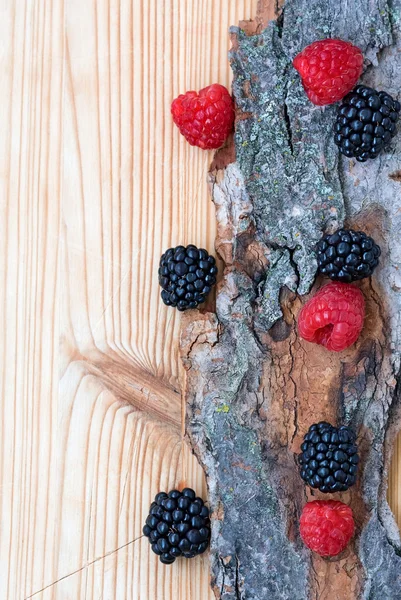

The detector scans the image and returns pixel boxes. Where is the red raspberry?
[171,84,234,150]
[298,282,365,352]
[300,500,355,557]
[293,39,364,106]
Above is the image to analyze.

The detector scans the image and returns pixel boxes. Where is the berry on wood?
[171,84,234,149]
[143,488,210,564]
[158,245,217,311]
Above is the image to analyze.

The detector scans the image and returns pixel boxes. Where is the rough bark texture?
[180,1,401,598]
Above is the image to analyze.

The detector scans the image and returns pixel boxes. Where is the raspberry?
[171,84,234,149]
[317,228,381,283]
[293,39,363,106]
[298,422,359,493]
[143,488,210,564]
[159,245,217,311]
[300,500,355,557]
[298,282,365,352]
[334,85,400,161]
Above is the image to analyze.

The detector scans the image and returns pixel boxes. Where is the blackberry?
[298,422,359,493]
[316,228,381,283]
[142,488,210,564]
[334,85,400,162]
[158,245,217,311]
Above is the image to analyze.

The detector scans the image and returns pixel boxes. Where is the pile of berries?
[299,422,359,493]
[143,488,210,564]
[291,35,394,560]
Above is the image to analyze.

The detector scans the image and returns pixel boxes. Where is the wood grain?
[0,0,62,598]
[0,0,399,598]
[62,2,256,596]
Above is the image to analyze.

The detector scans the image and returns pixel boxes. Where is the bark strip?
[181,1,401,598]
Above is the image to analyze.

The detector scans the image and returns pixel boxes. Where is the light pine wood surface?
[0,0,399,598]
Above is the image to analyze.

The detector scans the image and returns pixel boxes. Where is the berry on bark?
[298,421,359,493]
[316,228,381,283]
[293,39,363,106]
[298,282,365,352]
[300,500,355,557]
[334,85,400,161]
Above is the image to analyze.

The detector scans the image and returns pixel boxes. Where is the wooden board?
[0,0,399,598]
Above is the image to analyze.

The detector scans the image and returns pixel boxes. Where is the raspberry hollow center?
[314,323,334,346]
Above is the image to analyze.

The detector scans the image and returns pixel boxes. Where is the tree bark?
[180,0,401,598]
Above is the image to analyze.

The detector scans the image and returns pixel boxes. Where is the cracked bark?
[180,0,401,598]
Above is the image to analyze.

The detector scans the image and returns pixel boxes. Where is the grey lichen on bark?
[181,1,401,598]
[232,0,393,330]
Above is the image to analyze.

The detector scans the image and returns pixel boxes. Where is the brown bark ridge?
[180,0,401,598]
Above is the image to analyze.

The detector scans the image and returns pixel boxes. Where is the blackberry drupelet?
[316,228,380,283]
[298,422,359,493]
[142,488,210,564]
[158,245,217,311]
[334,85,400,162]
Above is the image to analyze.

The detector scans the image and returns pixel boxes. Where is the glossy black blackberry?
[298,422,359,493]
[142,488,210,564]
[334,85,400,161]
[159,245,217,311]
[316,228,381,283]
